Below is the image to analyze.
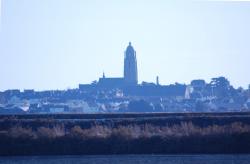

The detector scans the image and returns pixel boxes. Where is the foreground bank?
[1,113,250,155]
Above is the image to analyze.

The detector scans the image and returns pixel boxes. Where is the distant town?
[1,43,250,114]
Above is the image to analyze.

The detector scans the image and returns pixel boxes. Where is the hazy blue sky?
[0,0,250,91]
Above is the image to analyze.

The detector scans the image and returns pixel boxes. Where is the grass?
[1,113,250,155]
[3,121,250,139]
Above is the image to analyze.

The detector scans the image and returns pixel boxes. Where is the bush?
[37,125,65,138]
[8,126,35,139]
[4,121,250,140]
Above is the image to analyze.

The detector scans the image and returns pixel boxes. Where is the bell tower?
[124,42,138,85]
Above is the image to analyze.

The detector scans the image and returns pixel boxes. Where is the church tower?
[124,42,138,85]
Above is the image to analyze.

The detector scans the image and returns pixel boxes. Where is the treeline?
[1,121,250,155]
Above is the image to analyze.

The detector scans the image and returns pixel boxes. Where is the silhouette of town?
[0,42,250,114]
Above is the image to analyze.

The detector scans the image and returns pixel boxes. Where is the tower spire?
[102,71,105,78]
[124,42,138,85]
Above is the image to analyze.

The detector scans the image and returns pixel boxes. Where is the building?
[79,42,186,97]
[97,42,138,88]
[124,42,138,85]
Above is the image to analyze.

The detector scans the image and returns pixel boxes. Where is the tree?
[127,100,153,112]
[210,77,230,89]
[210,77,231,98]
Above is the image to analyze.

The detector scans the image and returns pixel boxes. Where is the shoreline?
[1,112,250,156]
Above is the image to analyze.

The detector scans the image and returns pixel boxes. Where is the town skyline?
[0,0,250,90]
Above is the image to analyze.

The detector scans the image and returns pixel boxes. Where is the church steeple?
[124,42,138,85]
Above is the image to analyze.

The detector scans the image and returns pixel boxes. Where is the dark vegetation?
[1,113,250,155]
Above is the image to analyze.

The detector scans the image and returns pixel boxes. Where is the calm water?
[0,155,250,164]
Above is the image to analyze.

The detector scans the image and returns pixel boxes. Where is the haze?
[0,0,250,91]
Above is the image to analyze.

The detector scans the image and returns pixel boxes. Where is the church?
[97,42,138,88]
[79,42,186,97]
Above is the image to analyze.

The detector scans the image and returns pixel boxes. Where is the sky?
[0,0,250,91]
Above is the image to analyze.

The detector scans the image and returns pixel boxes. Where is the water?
[0,155,250,164]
